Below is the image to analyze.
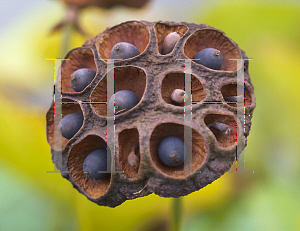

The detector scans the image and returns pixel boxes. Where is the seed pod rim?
[96,20,151,62]
[184,28,242,72]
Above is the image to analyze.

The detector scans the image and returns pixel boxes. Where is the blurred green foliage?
[186,0,300,230]
[0,0,300,230]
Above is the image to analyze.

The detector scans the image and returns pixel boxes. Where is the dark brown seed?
[207,121,231,135]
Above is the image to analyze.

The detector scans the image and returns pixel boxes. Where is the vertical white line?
[46,58,69,173]
[106,59,123,174]
[229,58,254,173]
[183,59,193,173]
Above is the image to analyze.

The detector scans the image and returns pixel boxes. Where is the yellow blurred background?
[0,0,300,230]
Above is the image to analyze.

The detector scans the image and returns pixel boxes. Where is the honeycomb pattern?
[46,20,255,207]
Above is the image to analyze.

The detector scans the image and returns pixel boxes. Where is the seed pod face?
[58,113,84,139]
[46,20,256,207]
[111,42,140,60]
[194,48,223,70]
[161,32,181,55]
[70,68,96,92]
[108,90,139,114]
[83,149,109,180]
[157,136,186,167]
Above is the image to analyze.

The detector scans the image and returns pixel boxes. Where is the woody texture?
[46,20,256,207]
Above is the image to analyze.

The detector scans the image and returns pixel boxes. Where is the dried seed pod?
[46,20,256,207]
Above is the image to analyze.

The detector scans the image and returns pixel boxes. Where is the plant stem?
[170,197,183,231]
[60,5,78,58]
[60,21,72,58]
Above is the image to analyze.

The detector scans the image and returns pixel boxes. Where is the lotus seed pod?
[161,32,181,55]
[46,20,256,207]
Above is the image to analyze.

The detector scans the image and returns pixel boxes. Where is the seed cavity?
[223,95,244,103]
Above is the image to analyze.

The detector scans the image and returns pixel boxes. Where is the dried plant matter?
[46,20,256,207]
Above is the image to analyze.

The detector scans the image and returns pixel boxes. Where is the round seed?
[161,31,181,55]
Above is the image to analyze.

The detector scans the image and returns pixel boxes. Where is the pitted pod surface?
[46,20,255,207]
